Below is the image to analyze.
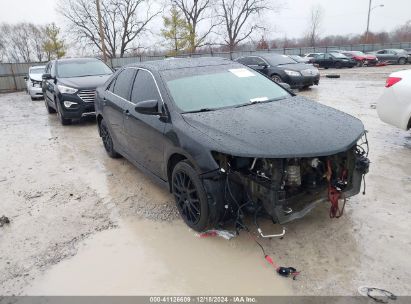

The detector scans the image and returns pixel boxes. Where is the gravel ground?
[0,65,410,296]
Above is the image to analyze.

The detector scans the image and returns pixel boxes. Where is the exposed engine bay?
[210,134,370,226]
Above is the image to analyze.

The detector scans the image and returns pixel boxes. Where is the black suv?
[42,58,113,125]
[235,54,320,89]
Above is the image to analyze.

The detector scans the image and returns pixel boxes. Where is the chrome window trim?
[106,67,165,107]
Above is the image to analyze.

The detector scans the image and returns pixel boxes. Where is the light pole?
[365,0,384,43]
[96,0,108,63]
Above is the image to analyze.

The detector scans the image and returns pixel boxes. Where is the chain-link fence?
[2,42,411,93]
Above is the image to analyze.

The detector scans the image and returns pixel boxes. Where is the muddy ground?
[0,65,410,296]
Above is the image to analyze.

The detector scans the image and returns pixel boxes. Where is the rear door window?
[113,68,136,100]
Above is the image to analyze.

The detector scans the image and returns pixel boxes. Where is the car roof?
[125,57,232,71]
[55,57,103,63]
[29,65,46,69]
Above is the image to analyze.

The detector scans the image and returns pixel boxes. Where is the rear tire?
[398,57,407,65]
[99,119,121,158]
[172,160,211,232]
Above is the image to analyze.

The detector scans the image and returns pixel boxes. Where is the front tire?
[99,119,121,158]
[56,99,71,125]
[398,57,407,65]
[172,161,211,232]
[271,74,283,83]
[45,98,56,114]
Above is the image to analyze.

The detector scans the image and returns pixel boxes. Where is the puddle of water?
[26,219,292,295]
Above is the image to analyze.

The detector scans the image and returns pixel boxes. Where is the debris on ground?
[326,74,341,78]
[198,229,237,240]
[0,215,10,227]
[370,103,377,109]
[358,286,397,303]
[376,62,389,67]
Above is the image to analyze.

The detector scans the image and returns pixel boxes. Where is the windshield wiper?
[182,108,216,114]
[235,97,285,108]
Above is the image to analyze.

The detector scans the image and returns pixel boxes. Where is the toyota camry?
[95,58,369,232]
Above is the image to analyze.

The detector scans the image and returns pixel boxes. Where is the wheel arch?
[97,114,104,136]
[167,153,188,191]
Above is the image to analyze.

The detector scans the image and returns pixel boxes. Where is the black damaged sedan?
[95,58,369,232]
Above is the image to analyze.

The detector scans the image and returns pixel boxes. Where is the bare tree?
[173,0,217,53]
[392,20,411,42]
[58,0,161,58]
[0,23,33,62]
[305,4,323,47]
[30,25,48,62]
[218,0,272,53]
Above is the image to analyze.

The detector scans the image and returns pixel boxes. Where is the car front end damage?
[205,134,369,226]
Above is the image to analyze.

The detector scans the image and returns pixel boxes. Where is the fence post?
[10,63,18,92]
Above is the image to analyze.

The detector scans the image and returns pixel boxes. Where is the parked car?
[405,48,411,57]
[287,55,310,63]
[368,49,409,65]
[42,58,113,125]
[310,53,357,69]
[303,53,324,60]
[329,50,346,53]
[377,69,411,130]
[341,51,378,66]
[95,57,369,232]
[24,65,46,100]
[235,54,320,89]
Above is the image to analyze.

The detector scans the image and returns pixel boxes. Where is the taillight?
[385,77,402,88]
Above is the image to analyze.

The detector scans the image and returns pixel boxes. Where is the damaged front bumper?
[207,136,370,225]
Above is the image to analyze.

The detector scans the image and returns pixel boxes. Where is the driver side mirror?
[23,76,28,80]
[258,62,268,68]
[42,73,52,80]
[135,99,160,115]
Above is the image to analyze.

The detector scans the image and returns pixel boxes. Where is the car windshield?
[57,60,112,78]
[290,55,303,61]
[162,65,290,113]
[331,53,348,59]
[30,67,45,74]
[264,54,297,65]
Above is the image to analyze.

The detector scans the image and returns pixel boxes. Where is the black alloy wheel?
[172,161,209,231]
[100,119,120,158]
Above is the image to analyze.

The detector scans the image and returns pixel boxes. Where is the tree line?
[1,0,411,63]
[0,23,66,63]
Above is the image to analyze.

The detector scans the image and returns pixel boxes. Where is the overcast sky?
[0,0,409,39]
